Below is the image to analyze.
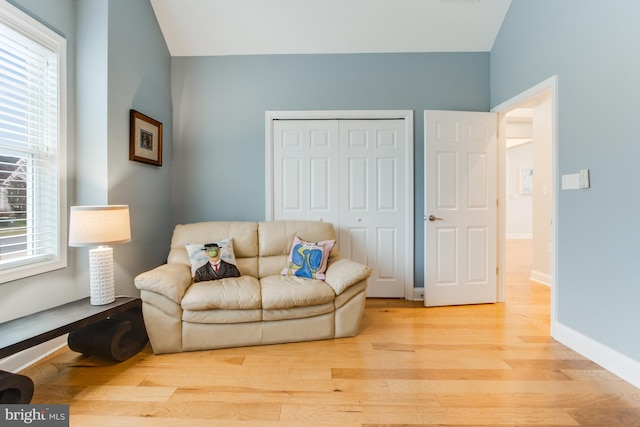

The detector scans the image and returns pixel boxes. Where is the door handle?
[428,215,443,222]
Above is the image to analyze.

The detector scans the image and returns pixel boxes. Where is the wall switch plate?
[561,173,580,190]
[579,169,590,188]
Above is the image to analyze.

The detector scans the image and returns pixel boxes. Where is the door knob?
[428,215,443,222]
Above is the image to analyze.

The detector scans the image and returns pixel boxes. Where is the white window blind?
[0,2,66,282]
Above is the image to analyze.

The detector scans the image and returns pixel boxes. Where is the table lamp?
[68,205,131,305]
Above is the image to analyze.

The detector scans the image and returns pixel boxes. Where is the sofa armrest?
[134,264,192,304]
[323,258,371,295]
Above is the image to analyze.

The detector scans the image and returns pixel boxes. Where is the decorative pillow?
[185,238,240,282]
[281,236,335,280]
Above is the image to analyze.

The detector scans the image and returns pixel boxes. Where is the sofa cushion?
[260,275,335,310]
[181,275,261,311]
[259,255,287,279]
[183,308,262,324]
[281,235,335,280]
[263,302,334,322]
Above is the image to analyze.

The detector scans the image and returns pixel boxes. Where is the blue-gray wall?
[492,0,640,360]
[76,0,173,298]
[75,0,172,295]
[106,0,173,293]
[171,53,490,288]
[0,0,172,323]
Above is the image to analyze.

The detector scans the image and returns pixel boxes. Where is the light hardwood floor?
[23,240,640,426]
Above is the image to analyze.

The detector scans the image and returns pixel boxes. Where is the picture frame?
[129,110,163,166]
[519,166,533,195]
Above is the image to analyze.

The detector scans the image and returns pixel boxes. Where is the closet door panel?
[339,120,406,298]
[273,120,339,224]
[281,158,302,213]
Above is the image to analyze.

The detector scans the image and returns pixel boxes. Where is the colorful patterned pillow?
[185,238,239,282]
[281,236,335,280]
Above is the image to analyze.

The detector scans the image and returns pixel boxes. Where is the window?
[0,2,66,283]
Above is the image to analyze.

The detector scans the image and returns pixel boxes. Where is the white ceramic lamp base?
[88,246,116,305]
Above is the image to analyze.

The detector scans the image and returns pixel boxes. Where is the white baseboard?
[530,270,551,287]
[0,336,68,373]
[553,321,640,390]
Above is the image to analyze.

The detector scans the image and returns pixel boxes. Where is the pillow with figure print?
[185,238,240,282]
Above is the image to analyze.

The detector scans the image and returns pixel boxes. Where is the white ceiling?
[150,0,512,57]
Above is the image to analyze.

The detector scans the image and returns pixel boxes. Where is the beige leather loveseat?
[134,220,371,354]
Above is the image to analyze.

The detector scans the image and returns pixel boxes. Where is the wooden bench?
[0,296,148,404]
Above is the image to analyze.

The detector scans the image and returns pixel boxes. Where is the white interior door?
[424,110,497,307]
[339,120,406,298]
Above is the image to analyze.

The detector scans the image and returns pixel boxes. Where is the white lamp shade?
[69,205,131,247]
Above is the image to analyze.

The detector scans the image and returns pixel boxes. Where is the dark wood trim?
[0,297,142,359]
[0,370,33,404]
[0,297,148,404]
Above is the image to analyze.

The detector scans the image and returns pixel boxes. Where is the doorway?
[493,76,558,330]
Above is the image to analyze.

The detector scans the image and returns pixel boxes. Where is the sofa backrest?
[167,221,259,277]
[167,220,339,279]
[258,220,339,278]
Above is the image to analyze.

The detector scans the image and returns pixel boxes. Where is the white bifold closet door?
[272,119,407,298]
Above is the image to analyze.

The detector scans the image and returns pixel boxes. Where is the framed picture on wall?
[129,110,163,166]
[519,166,533,195]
